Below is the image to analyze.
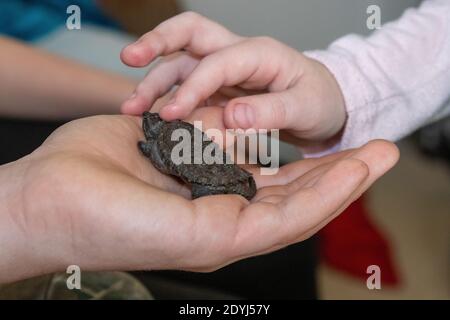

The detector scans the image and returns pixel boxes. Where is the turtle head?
[142,112,164,140]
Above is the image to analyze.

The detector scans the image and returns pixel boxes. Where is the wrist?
[0,158,35,283]
[308,57,347,140]
[297,126,344,157]
[0,154,64,283]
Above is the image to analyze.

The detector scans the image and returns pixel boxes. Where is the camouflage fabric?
[0,272,153,300]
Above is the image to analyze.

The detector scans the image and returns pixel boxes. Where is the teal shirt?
[0,0,119,41]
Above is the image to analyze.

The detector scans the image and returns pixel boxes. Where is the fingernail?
[162,103,181,115]
[233,104,254,128]
[129,92,137,100]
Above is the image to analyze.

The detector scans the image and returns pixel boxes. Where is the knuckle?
[136,82,147,92]
[345,158,369,174]
[136,81,153,96]
[200,54,220,71]
[269,95,288,125]
[181,11,203,24]
[252,36,280,48]
[141,29,166,53]
[148,28,165,43]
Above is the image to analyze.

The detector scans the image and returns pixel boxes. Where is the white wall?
[181,0,421,50]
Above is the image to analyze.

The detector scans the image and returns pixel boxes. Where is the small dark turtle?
[138,112,256,200]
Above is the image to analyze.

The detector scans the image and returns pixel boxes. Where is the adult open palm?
[4,114,398,282]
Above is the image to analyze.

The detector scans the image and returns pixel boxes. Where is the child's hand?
[121,12,347,147]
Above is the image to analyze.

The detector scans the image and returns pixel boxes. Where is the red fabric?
[319,196,400,285]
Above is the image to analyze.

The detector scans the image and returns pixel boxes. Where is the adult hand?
[0,114,398,283]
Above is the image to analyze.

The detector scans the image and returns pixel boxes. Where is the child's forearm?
[0,37,137,120]
[305,0,450,150]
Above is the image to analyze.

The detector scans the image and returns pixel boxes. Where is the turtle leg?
[241,176,257,200]
[138,140,153,157]
[191,177,256,200]
[191,183,226,199]
[138,140,170,174]
[223,176,257,201]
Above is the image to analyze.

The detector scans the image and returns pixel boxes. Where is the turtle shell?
[155,120,252,186]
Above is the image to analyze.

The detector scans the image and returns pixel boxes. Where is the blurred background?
[0,0,448,300]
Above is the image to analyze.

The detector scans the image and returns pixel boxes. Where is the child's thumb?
[224,91,297,130]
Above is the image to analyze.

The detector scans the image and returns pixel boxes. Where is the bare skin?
[120,12,346,152]
[0,31,399,284]
[0,111,399,283]
[0,37,136,120]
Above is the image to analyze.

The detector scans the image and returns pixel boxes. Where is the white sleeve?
[304,0,450,151]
